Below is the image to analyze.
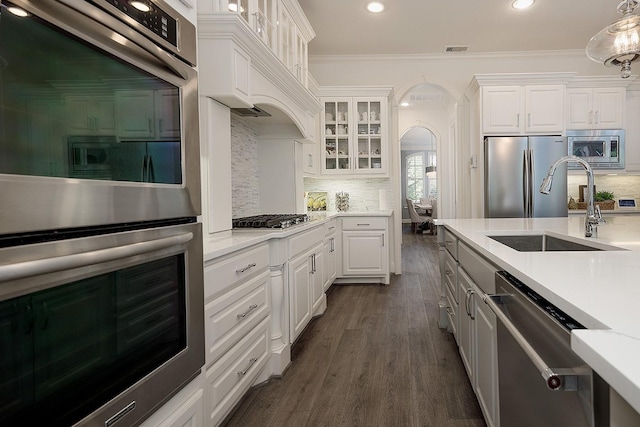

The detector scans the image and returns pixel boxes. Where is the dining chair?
[406,198,430,233]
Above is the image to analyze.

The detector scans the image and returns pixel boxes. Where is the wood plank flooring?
[222,225,486,427]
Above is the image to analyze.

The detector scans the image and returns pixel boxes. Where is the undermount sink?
[488,234,620,252]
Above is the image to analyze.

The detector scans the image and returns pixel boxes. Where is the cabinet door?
[566,88,593,129]
[323,236,336,291]
[341,231,388,276]
[115,90,155,138]
[302,141,317,175]
[482,86,522,133]
[311,246,324,312]
[288,252,312,342]
[321,98,351,173]
[457,270,474,382]
[93,96,117,134]
[354,98,386,174]
[155,90,181,139]
[593,87,625,129]
[474,285,498,427]
[525,85,564,133]
[66,96,94,134]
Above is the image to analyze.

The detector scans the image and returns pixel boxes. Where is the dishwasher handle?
[483,293,577,391]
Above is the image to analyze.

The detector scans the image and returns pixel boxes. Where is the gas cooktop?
[232,214,309,229]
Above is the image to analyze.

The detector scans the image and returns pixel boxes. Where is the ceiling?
[297,0,621,57]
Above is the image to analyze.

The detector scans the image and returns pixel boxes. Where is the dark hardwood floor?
[222,225,486,427]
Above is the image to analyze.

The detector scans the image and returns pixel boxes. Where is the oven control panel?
[98,0,178,47]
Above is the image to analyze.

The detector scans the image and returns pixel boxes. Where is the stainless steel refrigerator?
[485,136,568,218]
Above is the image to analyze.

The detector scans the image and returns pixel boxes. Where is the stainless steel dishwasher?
[484,271,609,427]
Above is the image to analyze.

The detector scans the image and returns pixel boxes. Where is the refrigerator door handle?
[528,149,534,217]
[523,149,530,217]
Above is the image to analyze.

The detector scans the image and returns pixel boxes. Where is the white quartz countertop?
[437,216,640,413]
[203,210,393,260]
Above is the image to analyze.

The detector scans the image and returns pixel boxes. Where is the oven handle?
[0,232,193,283]
[483,293,578,391]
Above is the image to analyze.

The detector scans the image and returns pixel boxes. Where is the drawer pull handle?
[237,304,258,319]
[236,263,257,274]
[357,223,371,226]
[237,357,258,376]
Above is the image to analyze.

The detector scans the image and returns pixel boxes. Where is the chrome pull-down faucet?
[540,155,604,237]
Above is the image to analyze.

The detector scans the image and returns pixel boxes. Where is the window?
[406,152,425,201]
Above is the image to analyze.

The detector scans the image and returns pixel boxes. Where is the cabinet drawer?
[445,285,458,340]
[324,219,337,236]
[458,241,497,294]
[443,228,458,259]
[341,217,387,230]
[205,317,269,426]
[204,270,270,366]
[204,243,269,299]
[289,225,324,258]
[443,251,458,303]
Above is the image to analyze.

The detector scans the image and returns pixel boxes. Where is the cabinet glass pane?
[0,4,181,184]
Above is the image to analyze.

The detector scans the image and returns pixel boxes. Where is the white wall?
[303,177,393,212]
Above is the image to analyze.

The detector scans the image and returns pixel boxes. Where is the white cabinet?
[322,219,337,291]
[340,217,390,284]
[203,243,271,426]
[141,386,204,427]
[155,89,181,139]
[66,95,116,135]
[288,244,323,342]
[115,90,155,138]
[320,97,388,175]
[481,85,564,134]
[115,90,180,139]
[566,87,625,129]
[287,225,325,343]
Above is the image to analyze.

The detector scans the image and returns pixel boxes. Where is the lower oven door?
[0,221,204,426]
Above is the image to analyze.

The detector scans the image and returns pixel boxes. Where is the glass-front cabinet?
[321,97,388,175]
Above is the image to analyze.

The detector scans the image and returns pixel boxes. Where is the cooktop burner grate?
[232,214,309,229]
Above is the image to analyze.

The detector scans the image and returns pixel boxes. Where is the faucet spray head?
[540,174,554,194]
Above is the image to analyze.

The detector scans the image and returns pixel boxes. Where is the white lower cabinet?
[340,217,389,283]
[203,243,271,426]
[457,257,499,427]
[322,220,337,291]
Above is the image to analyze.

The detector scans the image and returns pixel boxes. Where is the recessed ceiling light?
[512,0,534,10]
[400,101,410,107]
[7,6,29,17]
[366,2,385,13]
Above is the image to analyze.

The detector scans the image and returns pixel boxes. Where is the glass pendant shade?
[586,0,640,78]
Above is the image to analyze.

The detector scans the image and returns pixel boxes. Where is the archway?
[400,126,437,224]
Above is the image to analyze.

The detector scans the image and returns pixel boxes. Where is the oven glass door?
[0,221,204,426]
[0,0,200,235]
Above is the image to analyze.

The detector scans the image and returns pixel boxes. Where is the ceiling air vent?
[230,106,272,117]
[445,46,468,53]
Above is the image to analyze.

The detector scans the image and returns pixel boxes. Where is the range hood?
[230,105,272,117]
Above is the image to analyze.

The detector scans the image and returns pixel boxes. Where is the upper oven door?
[0,0,200,235]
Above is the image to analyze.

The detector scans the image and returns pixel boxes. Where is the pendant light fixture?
[586,0,640,78]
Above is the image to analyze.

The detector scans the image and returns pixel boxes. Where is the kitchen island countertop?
[436,216,640,414]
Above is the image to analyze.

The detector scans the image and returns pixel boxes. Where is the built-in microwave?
[567,129,625,169]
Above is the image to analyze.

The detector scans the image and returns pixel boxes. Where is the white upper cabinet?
[66,95,116,135]
[320,94,389,175]
[482,84,564,134]
[566,87,626,129]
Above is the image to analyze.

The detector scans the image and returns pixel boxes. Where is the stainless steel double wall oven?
[0,1,203,425]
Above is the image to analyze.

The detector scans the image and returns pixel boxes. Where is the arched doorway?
[400,126,437,224]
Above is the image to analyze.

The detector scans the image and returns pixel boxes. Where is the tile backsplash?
[303,177,394,212]
[567,174,640,201]
[230,116,260,218]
